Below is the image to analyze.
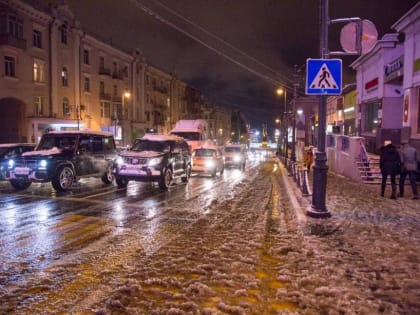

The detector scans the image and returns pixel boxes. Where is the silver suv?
[113,134,191,190]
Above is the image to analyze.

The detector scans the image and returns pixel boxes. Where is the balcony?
[0,34,26,49]
[112,96,122,103]
[99,93,112,100]
[99,67,111,76]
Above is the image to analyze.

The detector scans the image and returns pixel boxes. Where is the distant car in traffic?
[0,143,36,180]
[192,145,224,177]
[224,144,247,170]
[113,134,191,190]
[5,131,117,191]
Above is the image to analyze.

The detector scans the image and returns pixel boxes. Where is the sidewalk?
[279,161,420,314]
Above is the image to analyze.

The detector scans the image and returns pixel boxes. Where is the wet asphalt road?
[0,160,263,314]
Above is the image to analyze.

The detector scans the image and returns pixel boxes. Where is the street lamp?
[114,89,131,143]
[276,87,287,160]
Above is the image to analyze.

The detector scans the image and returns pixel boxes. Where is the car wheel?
[9,179,31,190]
[211,168,216,177]
[116,176,128,188]
[101,163,114,184]
[52,166,74,192]
[159,168,172,190]
[181,164,191,183]
[220,166,224,175]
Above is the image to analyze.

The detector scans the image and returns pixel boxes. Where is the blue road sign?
[306,59,342,95]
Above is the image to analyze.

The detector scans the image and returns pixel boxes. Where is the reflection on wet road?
[0,162,260,313]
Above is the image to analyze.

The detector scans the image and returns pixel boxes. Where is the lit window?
[61,67,68,86]
[34,96,43,116]
[34,61,45,82]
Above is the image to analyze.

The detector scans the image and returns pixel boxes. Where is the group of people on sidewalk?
[379,139,419,199]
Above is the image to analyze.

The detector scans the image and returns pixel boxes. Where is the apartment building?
[0,0,233,145]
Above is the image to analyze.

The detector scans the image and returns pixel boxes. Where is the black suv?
[113,134,191,190]
[6,131,116,192]
[0,143,36,180]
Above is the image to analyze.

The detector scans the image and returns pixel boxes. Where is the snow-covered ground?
[88,161,420,314]
[1,160,418,314]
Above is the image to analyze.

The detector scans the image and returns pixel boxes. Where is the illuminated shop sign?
[384,56,403,83]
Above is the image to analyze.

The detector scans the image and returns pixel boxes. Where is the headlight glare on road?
[148,157,162,167]
[38,160,48,170]
[205,160,215,168]
[8,159,14,169]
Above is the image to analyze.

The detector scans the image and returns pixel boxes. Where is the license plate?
[14,167,30,175]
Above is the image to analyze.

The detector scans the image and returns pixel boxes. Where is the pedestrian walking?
[399,141,419,199]
[380,140,401,199]
[304,147,314,173]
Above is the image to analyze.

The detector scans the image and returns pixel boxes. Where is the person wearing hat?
[380,140,401,199]
[399,141,419,199]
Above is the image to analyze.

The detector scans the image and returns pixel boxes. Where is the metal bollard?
[301,168,312,196]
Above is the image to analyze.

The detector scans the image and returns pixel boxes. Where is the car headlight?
[233,155,242,162]
[8,159,15,169]
[116,156,125,166]
[148,157,163,167]
[38,159,48,170]
[205,160,216,168]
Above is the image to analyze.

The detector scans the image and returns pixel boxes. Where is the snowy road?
[0,160,419,314]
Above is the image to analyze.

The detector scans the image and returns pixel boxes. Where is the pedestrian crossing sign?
[306,59,342,95]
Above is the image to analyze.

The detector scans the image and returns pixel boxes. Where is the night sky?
[39,0,419,130]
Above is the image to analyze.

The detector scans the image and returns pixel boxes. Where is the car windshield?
[131,139,171,152]
[194,149,215,157]
[225,146,242,153]
[171,132,200,141]
[38,135,77,151]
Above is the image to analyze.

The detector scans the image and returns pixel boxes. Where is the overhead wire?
[146,0,295,87]
[129,0,299,94]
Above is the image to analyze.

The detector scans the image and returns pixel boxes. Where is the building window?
[33,30,42,48]
[146,111,150,121]
[63,97,70,117]
[33,61,45,82]
[4,56,15,77]
[61,67,68,86]
[113,61,117,73]
[100,81,105,94]
[84,77,90,92]
[365,101,380,133]
[100,101,111,118]
[60,24,67,44]
[113,84,118,96]
[5,14,23,38]
[34,96,43,116]
[83,49,90,65]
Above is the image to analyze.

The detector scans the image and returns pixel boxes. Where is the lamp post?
[276,87,287,160]
[121,89,131,144]
[307,0,331,218]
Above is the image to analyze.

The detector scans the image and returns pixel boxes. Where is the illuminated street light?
[276,87,287,160]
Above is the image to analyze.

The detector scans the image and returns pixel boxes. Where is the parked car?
[192,145,224,177]
[113,134,191,190]
[6,131,116,191]
[0,143,36,180]
[224,144,247,170]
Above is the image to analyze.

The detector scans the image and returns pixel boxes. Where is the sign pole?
[307,0,331,218]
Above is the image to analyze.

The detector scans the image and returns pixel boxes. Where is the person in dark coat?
[380,140,401,199]
[399,141,419,199]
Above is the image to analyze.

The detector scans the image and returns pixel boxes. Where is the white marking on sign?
[309,63,338,89]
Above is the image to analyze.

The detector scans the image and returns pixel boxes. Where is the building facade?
[0,0,233,146]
